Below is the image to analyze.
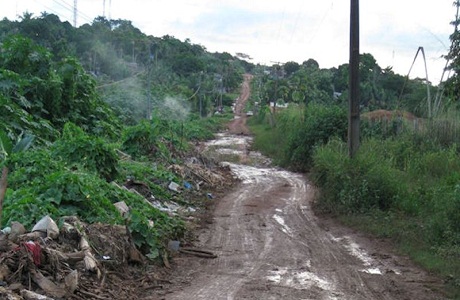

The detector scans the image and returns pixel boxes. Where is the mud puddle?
[159,131,447,300]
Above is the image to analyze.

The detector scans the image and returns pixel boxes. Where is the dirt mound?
[362,109,418,122]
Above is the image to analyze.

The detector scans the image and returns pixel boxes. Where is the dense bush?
[4,141,185,258]
[311,135,460,256]
[0,36,121,141]
[121,120,161,159]
[285,103,347,171]
[52,123,119,181]
[249,103,347,171]
[312,138,406,214]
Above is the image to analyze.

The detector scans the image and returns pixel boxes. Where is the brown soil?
[362,109,418,122]
[227,74,252,135]
[152,75,449,300]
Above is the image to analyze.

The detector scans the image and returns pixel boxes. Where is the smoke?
[154,96,190,122]
[101,77,148,124]
[93,40,192,123]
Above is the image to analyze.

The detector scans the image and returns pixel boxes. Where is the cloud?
[1,0,455,82]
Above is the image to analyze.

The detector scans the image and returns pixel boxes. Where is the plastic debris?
[114,201,130,217]
[168,240,180,252]
[21,241,42,266]
[207,193,214,199]
[168,181,181,192]
[183,181,192,189]
[32,216,59,239]
[1,227,11,234]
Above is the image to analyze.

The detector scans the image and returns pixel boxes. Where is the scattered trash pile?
[0,153,237,299]
[123,156,235,217]
[0,215,159,299]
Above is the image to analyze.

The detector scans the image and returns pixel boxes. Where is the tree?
[284,61,300,77]
[303,58,319,70]
[0,35,120,139]
[445,1,460,104]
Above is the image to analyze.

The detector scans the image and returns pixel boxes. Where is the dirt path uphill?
[158,75,447,300]
[227,74,252,135]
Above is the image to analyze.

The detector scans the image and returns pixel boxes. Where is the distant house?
[270,102,289,108]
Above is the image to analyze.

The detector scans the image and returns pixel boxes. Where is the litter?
[168,181,181,192]
[32,216,59,239]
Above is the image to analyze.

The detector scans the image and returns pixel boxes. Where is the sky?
[0,0,456,83]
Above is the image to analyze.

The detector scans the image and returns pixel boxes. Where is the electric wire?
[274,5,286,50]
[288,1,306,44]
[32,0,69,22]
[52,0,93,24]
[32,0,96,26]
[307,1,334,45]
[56,0,94,23]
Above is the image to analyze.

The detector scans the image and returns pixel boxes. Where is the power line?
[52,0,93,24]
[31,0,93,26]
[32,0,69,23]
[56,0,94,22]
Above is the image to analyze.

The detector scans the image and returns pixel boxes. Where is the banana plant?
[0,130,34,226]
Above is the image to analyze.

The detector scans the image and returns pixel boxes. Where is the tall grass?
[312,127,460,295]
[249,103,347,171]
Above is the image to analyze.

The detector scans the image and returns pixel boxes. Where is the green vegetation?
[251,105,460,296]
[0,13,241,260]
[248,6,460,295]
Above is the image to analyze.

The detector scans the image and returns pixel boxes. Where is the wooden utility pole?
[348,0,360,158]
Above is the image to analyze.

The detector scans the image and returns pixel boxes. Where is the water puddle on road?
[330,235,401,275]
[266,267,333,291]
[205,133,251,148]
[273,214,294,237]
[203,133,271,167]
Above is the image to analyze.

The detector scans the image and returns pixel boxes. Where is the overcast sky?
[0,0,456,83]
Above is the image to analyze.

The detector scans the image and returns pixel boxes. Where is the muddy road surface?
[160,76,447,300]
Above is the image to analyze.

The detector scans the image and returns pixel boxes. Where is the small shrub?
[312,138,407,214]
[286,103,347,171]
[121,120,160,159]
[52,123,119,181]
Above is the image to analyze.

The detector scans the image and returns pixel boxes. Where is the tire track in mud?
[163,76,447,300]
[166,162,363,299]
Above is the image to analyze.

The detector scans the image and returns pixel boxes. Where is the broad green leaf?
[12,134,35,153]
[0,129,13,157]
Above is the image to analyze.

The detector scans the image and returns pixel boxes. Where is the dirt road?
[227,74,252,135]
[160,76,447,299]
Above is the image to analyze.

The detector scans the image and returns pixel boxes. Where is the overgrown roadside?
[0,99,239,299]
[149,75,448,300]
[248,101,459,298]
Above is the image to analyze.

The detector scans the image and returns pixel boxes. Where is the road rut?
[161,75,446,300]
